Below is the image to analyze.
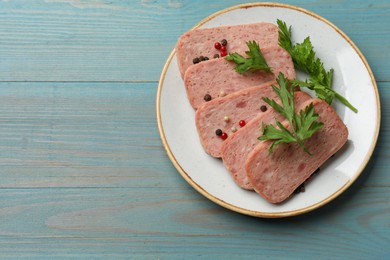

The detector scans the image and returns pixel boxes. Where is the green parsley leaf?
[295,102,324,141]
[259,120,298,154]
[225,40,272,74]
[259,73,324,155]
[276,19,358,113]
[277,19,293,54]
[262,72,295,122]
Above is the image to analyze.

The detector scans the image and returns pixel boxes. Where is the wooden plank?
[0,186,388,258]
[0,0,388,82]
[0,82,386,188]
[0,82,172,188]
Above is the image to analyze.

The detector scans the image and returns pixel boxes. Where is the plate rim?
[156,2,381,218]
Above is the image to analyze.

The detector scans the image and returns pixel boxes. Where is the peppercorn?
[221,132,228,140]
[260,105,267,112]
[204,56,209,61]
[239,120,246,127]
[193,57,200,64]
[214,42,222,50]
[199,56,204,61]
[220,45,226,52]
[213,54,220,59]
[215,129,222,136]
[204,94,212,101]
[221,39,227,46]
[220,50,227,57]
[293,183,305,194]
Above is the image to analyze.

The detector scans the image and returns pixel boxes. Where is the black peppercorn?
[215,129,222,136]
[260,105,267,112]
[293,183,305,194]
[193,57,200,64]
[221,39,227,46]
[213,54,220,59]
[204,94,212,101]
[204,56,209,61]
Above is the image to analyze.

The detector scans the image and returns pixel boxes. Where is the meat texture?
[245,99,348,204]
[195,81,279,158]
[220,91,312,190]
[176,22,279,78]
[184,46,295,109]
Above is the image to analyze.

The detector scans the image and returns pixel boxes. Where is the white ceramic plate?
[156,3,380,217]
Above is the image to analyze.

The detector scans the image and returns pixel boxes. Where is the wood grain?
[0,186,388,258]
[0,0,389,259]
[0,82,387,188]
[0,0,389,82]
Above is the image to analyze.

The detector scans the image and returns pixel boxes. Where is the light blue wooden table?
[0,0,389,259]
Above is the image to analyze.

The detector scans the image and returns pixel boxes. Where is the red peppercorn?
[239,120,246,127]
[220,50,228,57]
[214,42,221,50]
[220,45,226,52]
[221,132,228,140]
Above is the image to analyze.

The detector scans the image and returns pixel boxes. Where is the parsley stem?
[277,19,358,114]
[288,115,311,155]
[335,92,358,113]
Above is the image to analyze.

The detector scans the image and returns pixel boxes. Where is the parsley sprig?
[259,73,324,154]
[277,19,358,113]
[225,41,272,74]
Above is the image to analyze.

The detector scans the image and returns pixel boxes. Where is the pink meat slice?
[176,22,279,78]
[220,91,312,190]
[195,81,279,158]
[184,46,295,109]
[245,99,349,204]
